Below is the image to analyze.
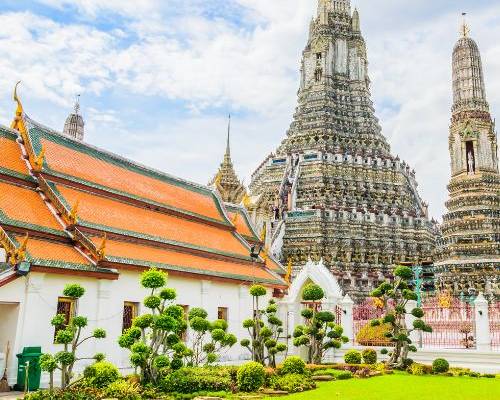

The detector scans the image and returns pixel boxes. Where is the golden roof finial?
[97,233,107,260]
[461,12,470,38]
[11,81,25,131]
[69,200,80,225]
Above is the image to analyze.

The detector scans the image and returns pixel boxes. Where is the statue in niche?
[467,150,475,175]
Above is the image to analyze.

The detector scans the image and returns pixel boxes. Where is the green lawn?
[267,373,500,400]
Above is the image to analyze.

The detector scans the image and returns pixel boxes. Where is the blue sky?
[0,0,499,220]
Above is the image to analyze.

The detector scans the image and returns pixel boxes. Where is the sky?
[0,0,499,220]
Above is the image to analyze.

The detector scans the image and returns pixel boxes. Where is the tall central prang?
[248,0,437,300]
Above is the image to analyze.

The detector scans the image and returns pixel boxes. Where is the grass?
[265,373,500,400]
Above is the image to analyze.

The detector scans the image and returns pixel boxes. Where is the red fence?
[352,296,500,351]
[489,302,500,351]
[421,297,476,349]
[353,299,386,346]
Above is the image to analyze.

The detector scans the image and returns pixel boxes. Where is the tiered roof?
[0,126,111,284]
[1,92,285,289]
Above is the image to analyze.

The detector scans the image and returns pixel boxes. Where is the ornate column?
[340,294,354,345]
[474,293,491,351]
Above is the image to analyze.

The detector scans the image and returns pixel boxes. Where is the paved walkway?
[0,392,23,399]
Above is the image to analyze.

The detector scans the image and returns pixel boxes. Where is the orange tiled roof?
[17,235,89,266]
[53,183,250,257]
[0,130,30,177]
[91,236,283,285]
[36,133,226,223]
[228,209,257,240]
[0,180,64,235]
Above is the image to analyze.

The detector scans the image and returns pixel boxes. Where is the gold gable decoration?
[68,200,80,225]
[97,233,107,261]
[0,229,29,266]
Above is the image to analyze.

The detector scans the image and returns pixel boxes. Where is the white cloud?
[0,0,498,222]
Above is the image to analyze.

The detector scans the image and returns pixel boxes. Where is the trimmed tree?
[42,284,107,389]
[118,268,189,384]
[240,285,287,367]
[187,307,237,366]
[293,284,348,364]
[369,265,433,369]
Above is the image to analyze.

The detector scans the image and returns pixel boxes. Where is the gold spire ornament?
[11,233,29,266]
[97,233,107,260]
[11,81,26,133]
[69,200,80,225]
[33,145,45,172]
[461,12,470,38]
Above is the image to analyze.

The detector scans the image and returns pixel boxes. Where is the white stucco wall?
[0,270,273,388]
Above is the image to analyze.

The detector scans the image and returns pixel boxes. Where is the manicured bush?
[432,358,450,373]
[83,361,120,388]
[344,349,362,364]
[281,356,306,375]
[104,379,141,400]
[161,367,232,394]
[269,373,316,393]
[293,284,348,364]
[361,348,377,364]
[237,361,266,392]
[119,268,189,384]
[370,271,433,368]
[336,371,353,380]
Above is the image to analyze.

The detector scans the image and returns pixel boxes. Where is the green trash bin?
[15,346,42,391]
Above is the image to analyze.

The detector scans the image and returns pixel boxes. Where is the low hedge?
[269,373,316,393]
[161,367,233,394]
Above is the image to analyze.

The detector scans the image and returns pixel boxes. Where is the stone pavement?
[0,392,23,400]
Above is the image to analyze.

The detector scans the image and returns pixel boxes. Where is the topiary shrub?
[370,268,433,368]
[237,361,265,392]
[83,361,120,388]
[118,268,189,384]
[281,356,306,375]
[361,349,377,365]
[432,358,450,373]
[241,288,287,367]
[293,284,348,364]
[269,373,316,393]
[344,350,362,364]
[161,367,232,394]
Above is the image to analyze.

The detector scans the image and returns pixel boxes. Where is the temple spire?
[63,94,85,141]
[226,114,231,157]
[452,18,488,113]
[209,115,246,204]
[460,12,470,38]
